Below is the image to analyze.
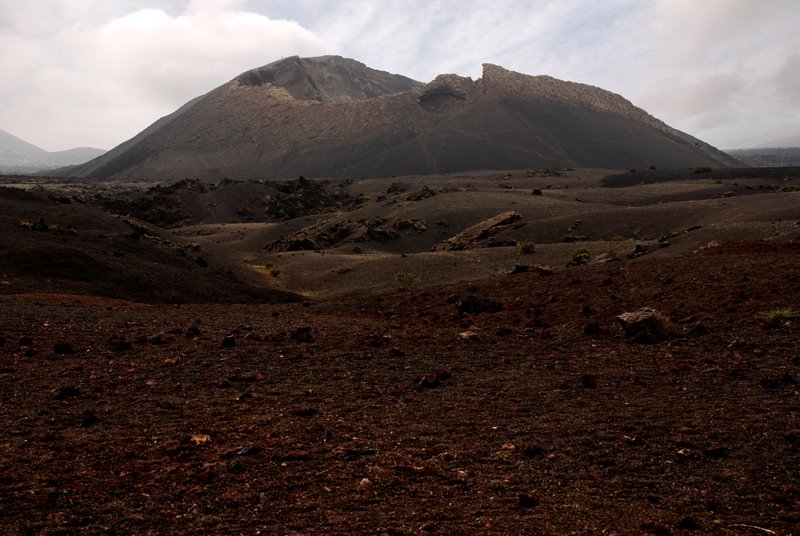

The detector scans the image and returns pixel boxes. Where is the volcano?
[66,55,740,180]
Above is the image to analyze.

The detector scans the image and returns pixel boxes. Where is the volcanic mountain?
[66,55,740,180]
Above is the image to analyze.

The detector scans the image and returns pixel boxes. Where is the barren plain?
[1,167,799,535]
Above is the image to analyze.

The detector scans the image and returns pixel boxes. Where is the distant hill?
[0,128,105,173]
[0,128,47,158]
[65,55,741,181]
[756,133,800,148]
[727,147,800,167]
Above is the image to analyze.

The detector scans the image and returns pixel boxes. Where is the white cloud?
[630,0,800,146]
[311,0,800,147]
[774,55,800,105]
[0,0,798,151]
[311,0,648,83]
[0,1,336,150]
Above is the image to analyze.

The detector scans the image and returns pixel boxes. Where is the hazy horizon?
[1,0,798,152]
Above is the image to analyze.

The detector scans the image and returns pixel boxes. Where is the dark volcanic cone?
[66,56,740,181]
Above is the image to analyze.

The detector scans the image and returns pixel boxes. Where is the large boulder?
[616,307,672,343]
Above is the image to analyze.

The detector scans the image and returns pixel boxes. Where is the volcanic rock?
[617,307,673,342]
[434,211,521,251]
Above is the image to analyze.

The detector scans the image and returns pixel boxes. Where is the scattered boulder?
[236,444,263,457]
[686,321,707,336]
[403,185,437,201]
[616,307,672,343]
[366,226,400,241]
[628,244,649,259]
[509,264,530,275]
[589,253,620,265]
[568,252,591,266]
[532,264,555,276]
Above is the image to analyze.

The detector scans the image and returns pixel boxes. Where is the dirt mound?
[0,187,299,303]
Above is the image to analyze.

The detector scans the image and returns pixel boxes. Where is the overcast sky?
[1,0,798,151]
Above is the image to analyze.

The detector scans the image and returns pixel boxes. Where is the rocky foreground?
[1,240,799,534]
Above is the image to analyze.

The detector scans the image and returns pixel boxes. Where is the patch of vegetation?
[758,308,800,322]
[692,166,712,174]
[395,272,418,291]
[266,264,280,277]
[593,245,617,257]
[296,289,317,298]
[569,247,592,266]
[516,241,536,255]
[572,247,591,258]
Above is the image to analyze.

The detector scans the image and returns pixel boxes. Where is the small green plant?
[572,247,591,257]
[611,235,626,242]
[759,308,799,322]
[270,267,280,277]
[516,241,536,255]
[569,247,592,266]
[593,245,617,257]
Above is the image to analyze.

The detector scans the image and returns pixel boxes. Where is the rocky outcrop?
[264,217,428,252]
[234,55,423,102]
[433,211,522,251]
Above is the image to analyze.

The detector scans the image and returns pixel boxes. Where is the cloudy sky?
[1,0,798,151]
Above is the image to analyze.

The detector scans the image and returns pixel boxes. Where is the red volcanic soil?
[2,241,799,535]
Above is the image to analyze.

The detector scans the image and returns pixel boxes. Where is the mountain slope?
[67,56,740,180]
[0,128,47,157]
